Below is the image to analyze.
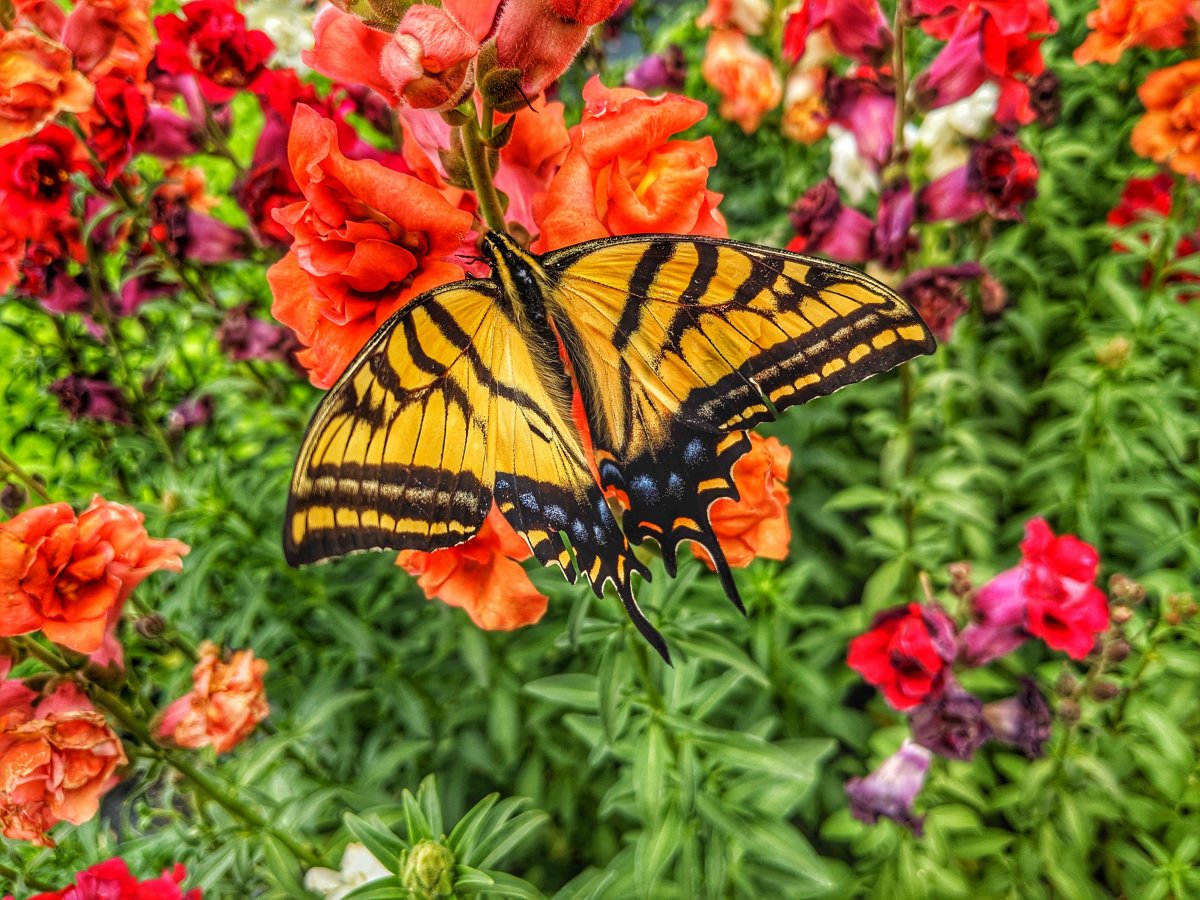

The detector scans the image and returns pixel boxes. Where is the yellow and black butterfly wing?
[543,235,935,603]
[284,281,651,640]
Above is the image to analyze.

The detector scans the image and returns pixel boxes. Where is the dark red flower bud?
[968,132,1039,221]
[48,376,131,425]
[899,262,985,342]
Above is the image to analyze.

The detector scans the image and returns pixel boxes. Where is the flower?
[909,677,991,761]
[1074,0,1193,65]
[697,0,771,35]
[917,165,986,223]
[0,29,95,145]
[532,78,726,252]
[0,125,89,237]
[0,497,188,655]
[243,0,317,71]
[913,0,1057,125]
[845,740,932,835]
[0,681,127,846]
[1021,518,1109,658]
[216,304,301,366]
[493,95,571,235]
[909,82,999,179]
[625,45,687,94]
[783,0,891,66]
[54,0,156,83]
[267,105,473,388]
[154,0,276,104]
[694,433,791,569]
[303,7,393,100]
[825,73,895,168]
[968,132,1039,220]
[397,505,549,631]
[781,67,828,144]
[492,0,626,99]
[167,395,214,433]
[402,841,455,900]
[826,125,879,205]
[22,858,200,899]
[48,376,130,425]
[847,602,957,710]
[156,642,269,753]
[304,843,391,900]
[380,4,479,109]
[786,178,872,264]
[899,262,986,342]
[1131,60,1200,178]
[700,29,782,134]
[1108,172,1174,228]
[870,179,916,270]
[982,677,1052,758]
[961,518,1108,663]
[79,75,148,184]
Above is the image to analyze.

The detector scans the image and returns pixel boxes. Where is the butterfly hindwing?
[544,235,935,601]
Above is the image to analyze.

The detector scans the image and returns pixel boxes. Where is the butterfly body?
[285,232,936,661]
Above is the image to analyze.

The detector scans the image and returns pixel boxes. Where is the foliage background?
[2,0,1199,897]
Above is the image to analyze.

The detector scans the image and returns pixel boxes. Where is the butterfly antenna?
[517,84,536,112]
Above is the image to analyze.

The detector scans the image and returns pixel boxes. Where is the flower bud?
[402,840,455,900]
[1105,638,1131,662]
[1096,336,1131,370]
[1056,672,1077,696]
[0,482,27,516]
[1089,680,1120,701]
[947,561,972,597]
[1108,573,1145,604]
[1110,604,1133,625]
[135,613,167,639]
[1058,697,1080,724]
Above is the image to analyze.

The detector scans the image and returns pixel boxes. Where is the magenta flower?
[910,677,991,761]
[48,376,131,424]
[783,0,892,66]
[845,740,933,835]
[918,165,986,223]
[825,74,895,168]
[870,179,916,270]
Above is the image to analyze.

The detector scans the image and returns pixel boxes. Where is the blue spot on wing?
[545,504,567,528]
[683,438,706,466]
[666,473,685,498]
[519,491,539,511]
[571,519,588,543]
[630,474,659,504]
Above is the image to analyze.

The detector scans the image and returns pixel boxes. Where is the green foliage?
[2,1,1200,899]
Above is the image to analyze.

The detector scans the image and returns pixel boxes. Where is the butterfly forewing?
[542,235,935,602]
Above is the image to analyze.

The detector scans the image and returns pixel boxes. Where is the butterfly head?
[482,230,550,323]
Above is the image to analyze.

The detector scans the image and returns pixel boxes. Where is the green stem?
[460,117,507,234]
[628,633,665,713]
[0,862,60,893]
[0,447,53,503]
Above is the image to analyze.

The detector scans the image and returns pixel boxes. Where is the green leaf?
[344,814,406,869]
[473,810,550,870]
[524,673,599,710]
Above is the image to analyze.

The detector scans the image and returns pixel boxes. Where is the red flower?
[783,0,892,66]
[79,75,148,183]
[961,518,1109,663]
[913,0,1058,124]
[0,125,89,236]
[1108,172,1174,228]
[493,95,571,234]
[1074,0,1193,65]
[1020,518,1109,658]
[493,0,626,98]
[0,681,126,847]
[847,602,957,710]
[693,432,791,569]
[154,0,275,104]
[156,642,269,754]
[787,179,872,263]
[20,857,200,899]
[968,132,1039,221]
[379,4,479,110]
[532,78,726,252]
[0,497,188,655]
[396,506,549,631]
[267,105,474,388]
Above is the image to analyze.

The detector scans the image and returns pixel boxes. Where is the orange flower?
[0,30,94,145]
[532,77,727,252]
[693,432,792,569]
[396,506,548,631]
[1131,60,1200,177]
[0,497,189,655]
[0,681,126,847]
[1074,0,1193,65]
[268,105,474,388]
[782,68,829,144]
[701,29,782,134]
[494,95,571,233]
[156,642,269,754]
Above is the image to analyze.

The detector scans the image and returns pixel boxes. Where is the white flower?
[244,0,317,72]
[304,843,391,900]
[827,125,879,205]
[909,83,1000,179]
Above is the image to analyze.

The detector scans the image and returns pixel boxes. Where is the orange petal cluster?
[156,642,269,754]
[1074,0,1194,65]
[397,506,548,631]
[0,680,126,847]
[0,30,94,145]
[1131,60,1200,177]
[700,29,783,134]
[532,77,727,252]
[694,432,792,569]
[0,498,188,655]
[267,105,474,388]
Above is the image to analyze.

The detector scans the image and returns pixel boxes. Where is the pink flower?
[824,73,895,167]
[783,0,891,65]
[787,179,872,263]
[870,179,916,270]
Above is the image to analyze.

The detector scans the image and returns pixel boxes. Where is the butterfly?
[283,231,935,661]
